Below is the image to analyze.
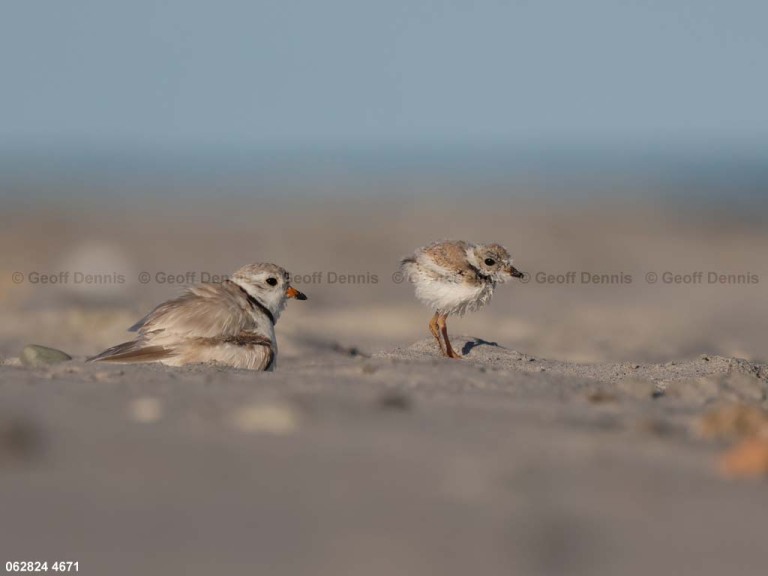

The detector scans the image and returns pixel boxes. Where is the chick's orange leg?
[428,312,445,355]
[437,313,461,359]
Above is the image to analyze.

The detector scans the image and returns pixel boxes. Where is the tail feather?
[87,341,175,363]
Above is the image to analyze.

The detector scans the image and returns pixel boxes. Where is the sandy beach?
[1,197,767,575]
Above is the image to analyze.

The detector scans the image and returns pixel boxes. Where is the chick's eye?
[484,258,496,266]
[266,277,278,286]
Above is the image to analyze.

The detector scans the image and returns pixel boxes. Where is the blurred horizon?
[1,140,767,203]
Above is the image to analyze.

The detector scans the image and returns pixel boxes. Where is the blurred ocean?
[1,143,766,203]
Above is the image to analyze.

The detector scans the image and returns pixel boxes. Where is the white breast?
[404,262,495,316]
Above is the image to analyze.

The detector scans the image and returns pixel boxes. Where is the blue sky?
[2,0,767,149]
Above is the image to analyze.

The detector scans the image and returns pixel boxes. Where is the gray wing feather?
[129,282,253,339]
[87,342,175,363]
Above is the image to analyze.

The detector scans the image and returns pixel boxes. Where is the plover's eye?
[266,277,278,286]
[484,258,496,266]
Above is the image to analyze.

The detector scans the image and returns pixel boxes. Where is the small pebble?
[377,391,412,411]
[127,397,164,424]
[720,438,768,478]
[231,403,299,435]
[636,418,673,436]
[696,404,768,440]
[92,371,119,382]
[20,345,72,367]
[587,390,617,404]
[0,417,46,465]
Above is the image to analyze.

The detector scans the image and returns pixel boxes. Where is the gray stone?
[20,345,72,367]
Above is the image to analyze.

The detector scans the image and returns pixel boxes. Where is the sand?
[1,197,767,575]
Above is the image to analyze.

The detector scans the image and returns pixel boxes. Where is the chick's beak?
[285,286,308,300]
[508,266,525,279]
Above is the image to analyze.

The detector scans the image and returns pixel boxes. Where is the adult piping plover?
[400,240,524,359]
[89,263,307,370]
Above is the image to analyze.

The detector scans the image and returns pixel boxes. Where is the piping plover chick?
[89,263,307,371]
[400,240,524,359]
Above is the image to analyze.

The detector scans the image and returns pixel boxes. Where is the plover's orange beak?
[285,286,308,300]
